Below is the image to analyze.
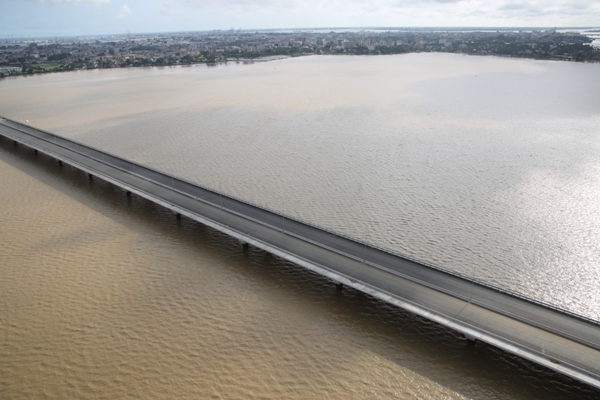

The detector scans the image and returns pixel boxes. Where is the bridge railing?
[1,115,599,330]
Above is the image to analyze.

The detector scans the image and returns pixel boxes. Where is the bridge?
[1,116,599,389]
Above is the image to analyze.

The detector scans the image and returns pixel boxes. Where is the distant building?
[0,66,22,74]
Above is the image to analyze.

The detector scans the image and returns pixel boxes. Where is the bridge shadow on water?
[1,137,599,399]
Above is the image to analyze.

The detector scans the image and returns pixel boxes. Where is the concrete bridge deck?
[1,116,599,389]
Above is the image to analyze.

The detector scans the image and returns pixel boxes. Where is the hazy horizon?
[5,25,600,42]
[2,0,599,39]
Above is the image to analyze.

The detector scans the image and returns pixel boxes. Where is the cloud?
[7,0,600,36]
[161,0,181,17]
[180,0,297,11]
[494,0,600,20]
[179,0,465,9]
[176,0,470,15]
[158,0,600,29]
[30,0,111,4]
[117,5,132,18]
[498,3,527,11]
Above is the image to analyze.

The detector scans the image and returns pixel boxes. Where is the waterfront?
[2,28,599,77]
[1,53,600,397]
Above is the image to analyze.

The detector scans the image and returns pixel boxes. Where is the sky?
[1,0,599,39]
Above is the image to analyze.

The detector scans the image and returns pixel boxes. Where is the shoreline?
[2,50,599,80]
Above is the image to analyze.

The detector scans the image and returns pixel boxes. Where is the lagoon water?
[1,53,600,398]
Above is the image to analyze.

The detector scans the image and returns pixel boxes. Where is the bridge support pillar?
[464,333,477,346]
[176,213,181,220]
[126,191,132,198]
[58,160,63,167]
[88,173,93,181]
[242,242,249,250]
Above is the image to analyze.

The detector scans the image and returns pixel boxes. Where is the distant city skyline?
[2,0,600,39]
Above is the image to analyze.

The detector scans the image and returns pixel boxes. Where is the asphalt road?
[2,117,599,388]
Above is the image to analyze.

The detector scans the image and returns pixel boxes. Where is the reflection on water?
[1,138,598,399]
[1,55,599,320]
[1,53,600,397]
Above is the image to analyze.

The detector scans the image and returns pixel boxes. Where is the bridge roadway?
[1,116,599,388]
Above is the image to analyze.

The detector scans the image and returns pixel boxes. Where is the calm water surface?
[1,54,599,398]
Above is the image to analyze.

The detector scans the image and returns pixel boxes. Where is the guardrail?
[1,115,599,338]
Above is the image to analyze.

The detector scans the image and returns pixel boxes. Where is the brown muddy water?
[1,53,600,398]
[2,138,598,399]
